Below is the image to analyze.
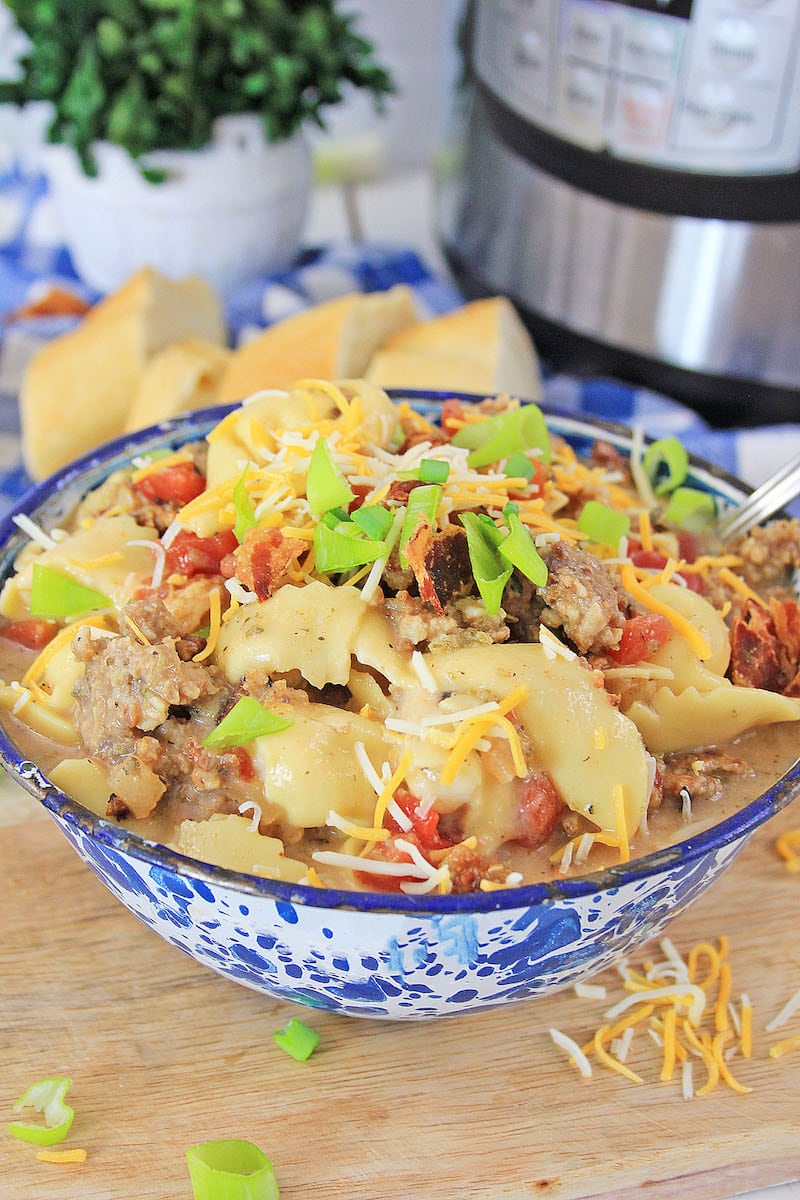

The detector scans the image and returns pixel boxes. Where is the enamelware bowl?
[2,393,798,1019]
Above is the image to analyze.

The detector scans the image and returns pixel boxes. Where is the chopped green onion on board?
[6,1077,75,1146]
[186,1139,280,1200]
[273,1018,321,1062]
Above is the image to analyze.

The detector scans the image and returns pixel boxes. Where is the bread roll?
[219,285,418,403]
[125,337,232,433]
[21,268,226,479]
[366,297,542,401]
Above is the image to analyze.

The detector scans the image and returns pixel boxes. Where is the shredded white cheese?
[549,1028,592,1079]
[12,512,57,550]
[765,986,800,1033]
[238,800,262,833]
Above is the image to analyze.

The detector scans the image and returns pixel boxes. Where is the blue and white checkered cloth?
[2,160,799,516]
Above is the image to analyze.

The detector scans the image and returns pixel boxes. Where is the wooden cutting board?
[2,781,799,1200]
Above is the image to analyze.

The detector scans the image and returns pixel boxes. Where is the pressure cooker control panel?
[473,0,800,171]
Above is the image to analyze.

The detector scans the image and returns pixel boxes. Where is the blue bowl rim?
[0,388,798,916]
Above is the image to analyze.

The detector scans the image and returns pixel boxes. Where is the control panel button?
[620,12,683,81]
[564,1,614,67]
[614,78,672,143]
[559,62,608,144]
[708,17,759,73]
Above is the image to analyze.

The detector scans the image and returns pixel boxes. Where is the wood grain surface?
[2,780,800,1200]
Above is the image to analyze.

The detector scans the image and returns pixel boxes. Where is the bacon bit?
[234,528,303,600]
[730,597,800,694]
[404,522,473,616]
[441,398,466,433]
[5,286,91,322]
[515,771,565,849]
[387,478,425,505]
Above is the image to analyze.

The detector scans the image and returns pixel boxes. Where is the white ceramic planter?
[43,114,312,295]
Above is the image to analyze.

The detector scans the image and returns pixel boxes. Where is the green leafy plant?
[0,0,394,180]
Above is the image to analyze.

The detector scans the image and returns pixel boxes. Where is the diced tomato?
[0,618,59,650]
[608,613,673,665]
[135,462,206,506]
[353,831,431,893]
[387,789,451,852]
[164,530,238,577]
[630,549,669,571]
[629,549,703,593]
[676,530,698,563]
[515,771,564,849]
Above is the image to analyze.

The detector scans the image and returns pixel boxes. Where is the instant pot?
[438,0,800,423]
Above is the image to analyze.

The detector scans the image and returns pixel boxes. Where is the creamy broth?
[1,384,799,895]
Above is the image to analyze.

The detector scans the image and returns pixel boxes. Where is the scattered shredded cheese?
[549,1027,593,1078]
[619,562,711,660]
[192,588,222,662]
[12,512,57,549]
[36,1149,87,1164]
[238,801,262,833]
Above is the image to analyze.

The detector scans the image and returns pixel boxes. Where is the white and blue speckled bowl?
[1,394,798,1020]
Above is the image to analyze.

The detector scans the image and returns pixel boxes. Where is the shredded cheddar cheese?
[550,936,772,1100]
[192,589,222,662]
[718,566,769,608]
[619,562,711,660]
[776,829,800,873]
[439,684,529,787]
[36,1149,87,1164]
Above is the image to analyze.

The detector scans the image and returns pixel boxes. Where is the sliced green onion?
[418,458,450,484]
[459,512,513,616]
[320,506,352,531]
[203,697,294,750]
[351,504,393,541]
[504,451,536,483]
[313,523,386,574]
[577,500,631,547]
[503,501,520,518]
[233,468,258,545]
[498,512,548,586]
[29,564,112,620]
[663,486,716,532]
[399,484,442,567]
[306,438,354,516]
[642,436,689,496]
[134,448,172,466]
[273,1018,320,1062]
[451,404,551,469]
[476,513,503,548]
[6,1077,75,1146]
[186,1139,280,1200]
